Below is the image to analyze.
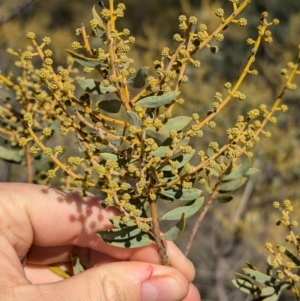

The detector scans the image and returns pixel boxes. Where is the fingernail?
[142,277,184,301]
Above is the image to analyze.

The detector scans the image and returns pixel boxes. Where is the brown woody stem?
[149,200,169,265]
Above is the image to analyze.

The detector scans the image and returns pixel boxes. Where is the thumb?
[20,261,190,301]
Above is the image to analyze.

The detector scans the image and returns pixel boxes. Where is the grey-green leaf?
[127,111,142,128]
[0,146,24,163]
[223,155,250,181]
[234,272,253,281]
[179,136,190,147]
[161,197,204,221]
[100,153,118,162]
[260,287,276,297]
[91,5,105,37]
[263,294,280,301]
[98,145,114,153]
[146,130,168,145]
[218,176,247,193]
[242,268,272,283]
[245,167,260,176]
[204,181,213,194]
[162,116,191,134]
[66,49,107,68]
[33,154,54,172]
[162,213,186,241]
[97,226,154,248]
[151,146,171,157]
[107,232,154,248]
[206,147,214,157]
[161,188,202,202]
[162,150,195,171]
[231,278,258,295]
[77,77,117,94]
[136,91,180,108]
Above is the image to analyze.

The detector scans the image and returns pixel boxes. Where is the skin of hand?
[0,183,200,301]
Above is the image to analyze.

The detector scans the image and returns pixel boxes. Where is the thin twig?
[150,200,169,265]
[185,193,215,256]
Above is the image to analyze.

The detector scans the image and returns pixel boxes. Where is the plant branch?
[184,187,219,256]
[149,200,169,266]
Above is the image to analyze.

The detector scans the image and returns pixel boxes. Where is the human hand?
[0,183,200,301]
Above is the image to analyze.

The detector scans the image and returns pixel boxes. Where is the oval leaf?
[66,49,107,68]
[207,147,215,157]
[77,77,117,94]
[98,145,114,153]
[97,227,154,248]
[162,213,186,241]
[162,116,191,134]
[161,197,204,221]
[178,137,190,147]
[151,146,171,157]
[95,26,105,39]
[232,279,258,295]
[223,155,251,181]
[242,268,272,283]
[260,287,276,297]
[136,91,180,108]
[100,153,118,162]
[115,232,154,248]
[218,176,247,193]
[245,167,260,176]
[204,181,213,194]
[91,5,105,37]
[162,150,195,171]
[161,188,202,202]
[146,129,168,146]
[127,111,142,128]
[98,99,121,113]
[0,146,24,163]
[263,294,280,301]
